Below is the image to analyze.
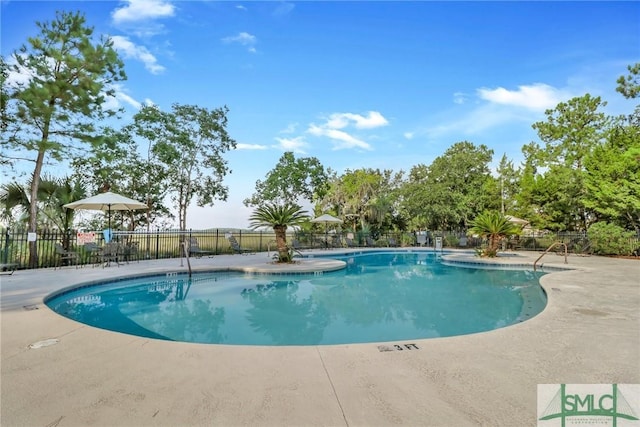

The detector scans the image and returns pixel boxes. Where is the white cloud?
[237,143,268,150]
[305,110,387,151]
[308,124,372,151]
[326,111,389,129]
[274,136,308,153]
[111,36,165,74]
[222,32,257,53]
[280,123,298,134]
[117,91,142,109]
[4,54,35,87]
[272,2,295,17]
[101,83,143,111]
[403,132,414,140]
[112,0,175,24]
[236,5,247,11]
[453,92,467,105]
[477,83,568,111]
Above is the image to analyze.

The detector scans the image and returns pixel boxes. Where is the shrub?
[587,222,636,256]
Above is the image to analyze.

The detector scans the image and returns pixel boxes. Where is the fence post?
[155,229,160,259]
[2,229,9,264]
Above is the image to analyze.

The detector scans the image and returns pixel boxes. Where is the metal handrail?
[181,241,192,278]
[534,241,568,271]
[267,240,278,258]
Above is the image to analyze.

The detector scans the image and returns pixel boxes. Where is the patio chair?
[123,241,140,263]
[227,236,251,255]
[83,242,102,267]
[100,242,122,267]
[388,237,399,247]
[188,237,215,258]
[366,236,375,247]
[54,243,79,269]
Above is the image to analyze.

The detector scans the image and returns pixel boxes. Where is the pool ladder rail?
[534,241,568,271]
[181,241,193,278]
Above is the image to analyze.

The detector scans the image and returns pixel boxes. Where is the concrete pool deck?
[1,248,638,426]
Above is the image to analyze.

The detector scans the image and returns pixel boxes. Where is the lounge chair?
[227,236,251,255]
[0,263,17,275]
[188,237,216,258]
[388,237,399,247]
[54,243,79,269]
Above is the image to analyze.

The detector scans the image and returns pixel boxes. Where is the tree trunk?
[274,225,289,262]
[28,148,46,268]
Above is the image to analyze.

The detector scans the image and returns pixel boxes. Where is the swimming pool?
[46,252,547,346]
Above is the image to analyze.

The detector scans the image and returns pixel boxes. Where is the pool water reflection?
[46,252,547,345]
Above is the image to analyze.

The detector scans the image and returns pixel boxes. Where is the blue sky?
[2,1,639,229]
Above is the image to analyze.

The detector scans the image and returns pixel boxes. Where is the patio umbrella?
[63,191,148,236]
[311,214,343,245]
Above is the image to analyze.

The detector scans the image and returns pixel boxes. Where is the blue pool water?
[46,252,547,346]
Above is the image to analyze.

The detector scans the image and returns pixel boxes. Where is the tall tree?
[583,112,640,233]
[244,151,330,208]
[2,11,126,266]
[320,168,402,234]
[496,154,521,215]
[400,141,494,230]
[524,95,609,230]
[70,126,171,231]
[131,103,236,230]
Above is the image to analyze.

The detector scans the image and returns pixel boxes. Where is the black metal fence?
[1,228,637,271]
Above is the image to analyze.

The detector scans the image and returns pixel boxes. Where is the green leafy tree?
[587,222,637,256]
[244,151,330,207]
[469,211,520,257]
[39,175,87,248]
[71,126,171,231]
[523,95,609,231]
[583,114,640,233]
[0,175,86,248]
[249,203,309,263]
[320,168,402,235]
[1,11,126,266]
[496,154,522,215]
[130,103,236,230]
[400,141,495,231]
[0,181,31,226]
[616,63,640,99]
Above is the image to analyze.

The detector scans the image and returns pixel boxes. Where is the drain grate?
[23,305,39,311]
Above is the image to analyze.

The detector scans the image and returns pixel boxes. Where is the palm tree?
[469,211,520,257]
[249,203,309,263]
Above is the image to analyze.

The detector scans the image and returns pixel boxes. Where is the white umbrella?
[311,214,343,245]
[64,191,148,234]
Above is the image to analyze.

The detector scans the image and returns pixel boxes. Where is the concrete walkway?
[1,249,638,426]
